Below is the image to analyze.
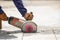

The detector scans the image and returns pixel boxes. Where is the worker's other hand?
[24,12,33,20]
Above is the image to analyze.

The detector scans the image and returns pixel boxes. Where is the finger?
[28,15,33,20]
[30,13,34,17]
[30,14,33,18]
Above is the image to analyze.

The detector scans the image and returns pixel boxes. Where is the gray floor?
[0,1,60,40]
[0,24,60,40]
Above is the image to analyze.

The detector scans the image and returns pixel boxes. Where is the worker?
[0,0,33,29]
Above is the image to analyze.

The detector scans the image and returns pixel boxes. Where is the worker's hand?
[24,12,33,20]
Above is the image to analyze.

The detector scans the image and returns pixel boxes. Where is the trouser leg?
[0,6,8,30]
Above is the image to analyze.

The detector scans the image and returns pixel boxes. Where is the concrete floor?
[0,1,60,40]
[0,22,60,40]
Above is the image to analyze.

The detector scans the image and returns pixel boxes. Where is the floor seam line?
[52,29,57,40]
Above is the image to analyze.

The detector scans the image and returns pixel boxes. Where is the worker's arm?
[13,0,33,20]
[13,0,27,17]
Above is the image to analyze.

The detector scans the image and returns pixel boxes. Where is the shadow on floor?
[53,29,60,34]
[23,29,60,37]
[23,30,53,36]
[0,30,22,39]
